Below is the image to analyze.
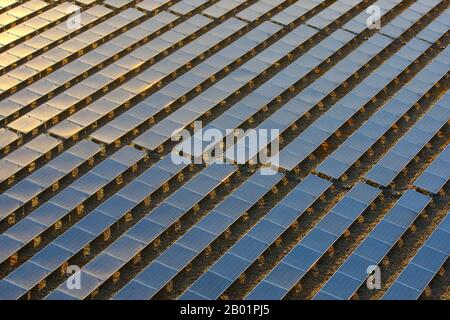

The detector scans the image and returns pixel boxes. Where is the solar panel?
[317,46,450,180]
[413,144,450,194]
[366,90,450,187]
[45,162,236,299]
[181,174,331,300]
[275,7,445,171]
[113,169,283,300]
[0,0,447,302]
[246,182,380,300]
[383,212,450,300]
[0,145,142,267]
[314,190,431,300]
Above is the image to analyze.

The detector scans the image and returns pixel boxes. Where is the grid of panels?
[196,27,359,161]
[0,133,60,186]
[413,144,450,195]
[0,0,49,30]
[365,90,450,187]
[415,7,449,44]
[383,212,450,300]
[90,20,281,145]
[46,15,250,141]
[0,7,142,119]
[0,145,143,266]
[272,0,448,170]
[317,46,450,180]
[380,0,441,39]
[0,2,82,76]
[113,169,283,299]
[0,6,150,130]
[0,0,448,301]
[132,21,317,151]
[134,0,350,150]
[0,4,113,79]
[46,163,237,299]
[0,139,102,225]
[181,174,331,300]
[246,182,380,300]
[274,15,445,171]
[0,146,146,299]
[314,190,431,300]
[221,0,422,165]
[141,0,372,154]
[4,9,180,135]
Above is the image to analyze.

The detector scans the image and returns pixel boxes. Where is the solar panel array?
[0,0,448,300]
[382,211,449,300]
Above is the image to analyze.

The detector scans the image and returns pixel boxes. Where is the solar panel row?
[113,168,283,299]
[317,44,450,180]
[365,90,450,187]
[246,182,380,300]
[413,144,450,195]
[314,190,431,300]
[0,145,143,267]
[0,145,146,299]
[0,139,102,225]
[383,212,449,300]
[90,20,282,146]
[181,174,332,300]
[46,162,237,299]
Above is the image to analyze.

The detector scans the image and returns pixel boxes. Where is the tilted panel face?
[0,0,448,301]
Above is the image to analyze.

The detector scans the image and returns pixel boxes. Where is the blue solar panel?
[182,174,330,300]
[0,0,447,302]
[46,163,236,299]
[383,213,449,300]
[114,169,282,300]
[366,90,450,187]
[314,190,431,300]
[414,144,450,194]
